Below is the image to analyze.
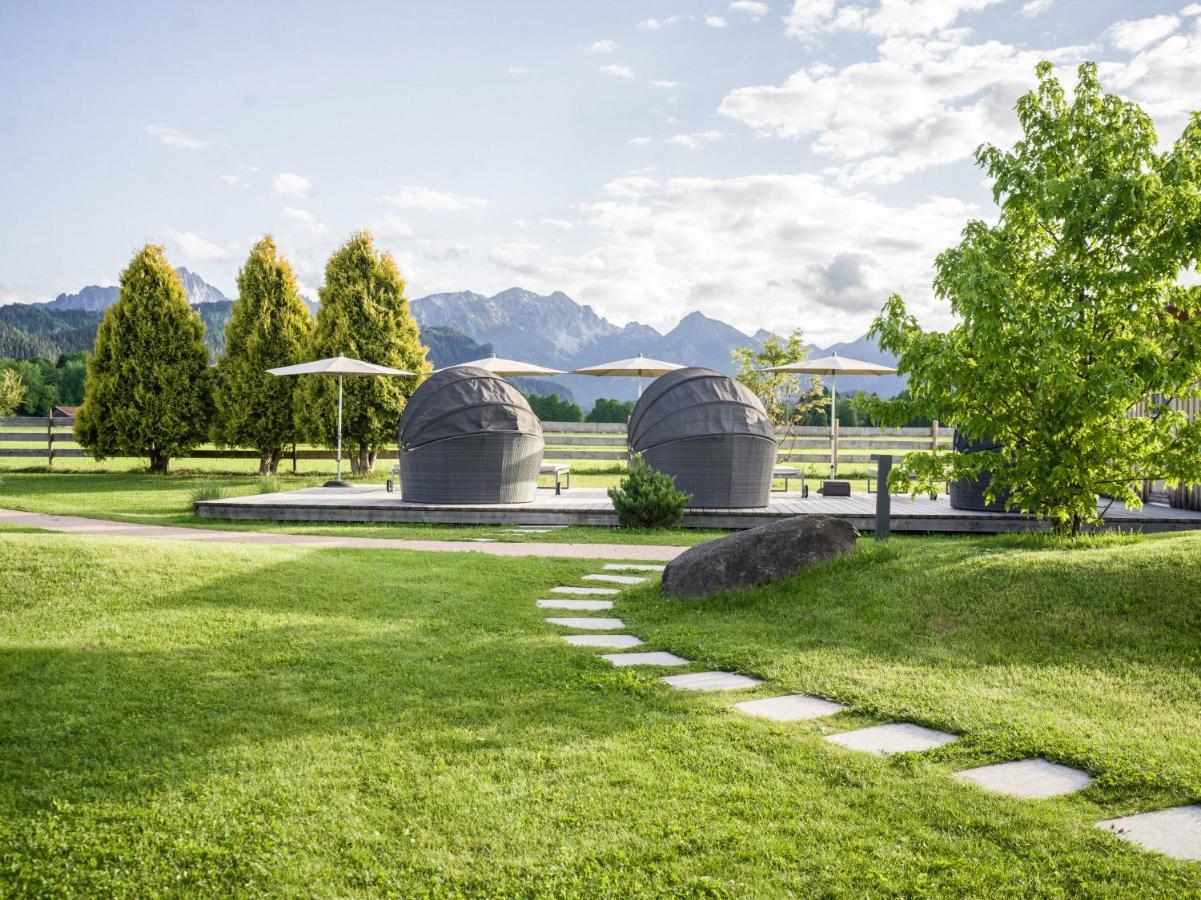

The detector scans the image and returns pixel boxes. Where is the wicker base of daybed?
[401,432,544,504]
[642,434,777,508]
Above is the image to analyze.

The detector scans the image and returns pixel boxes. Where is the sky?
[1,0,1198,344]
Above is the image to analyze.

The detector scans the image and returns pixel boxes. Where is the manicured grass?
[2,530,1199,894]
[0,472,725,546]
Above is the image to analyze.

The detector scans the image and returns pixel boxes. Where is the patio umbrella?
[437,353,565,377]
[570,353,686,397]
[763,353,896,477]
[268,355,416,487]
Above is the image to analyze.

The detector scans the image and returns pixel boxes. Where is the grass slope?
[0,472,723,546]
[1,531,1199,895]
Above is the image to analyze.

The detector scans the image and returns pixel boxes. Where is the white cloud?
[629,136,654,146]
[273,172,312,198]
[587,39,618,53]
[719,33,1089,184]
[218,174,241,187]
[651,79,684,88]
[1105,15,1179,53]
[1183,4,1201,16]
[540,218,576,230]
[637,14,687,30]
[508,65,527,76]
[1101,17,1201,136]
[1020,0,1053,16]
[784,0,1005,39]
[729,0,769,20]
[499,173,973,340]
[706,15,729,27]
[371,213,416,239]
[283,207,328,235]
[145,125,208,150]
[167,230,230,262]
[379,185,487,211]
[666,130,725,150]
[600,64,635,78]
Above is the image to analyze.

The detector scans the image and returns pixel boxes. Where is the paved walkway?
[0,508,686,561]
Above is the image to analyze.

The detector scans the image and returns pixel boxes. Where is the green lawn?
[2,530,1199,895]
[0,472,726,546]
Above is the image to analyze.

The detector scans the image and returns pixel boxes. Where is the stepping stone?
[604,563,666,572]
[824,723,958,755]
[550,586,620,596]
[536,598,614,610]
[1097,805,1201,861]
[734,694,846,722]
[544,617,625,631]
[563,634,643,649]
[661,671,763,692]
[583,573,647,585]
[955,758,1092,799]
[602,651,690,667]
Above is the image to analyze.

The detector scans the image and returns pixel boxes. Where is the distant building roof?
[52,405,79,417]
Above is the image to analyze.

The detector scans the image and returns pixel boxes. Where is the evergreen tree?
[75,245,212,473]
[213,236,313,474]
[299,231,429,473]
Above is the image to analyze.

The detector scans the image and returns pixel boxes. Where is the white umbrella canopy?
[571,353,686,396]
[762,353,897,477]
[436,354,565,377]
[268,355,416,486]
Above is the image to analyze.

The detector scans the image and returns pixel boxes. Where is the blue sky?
[1,0,1197,342]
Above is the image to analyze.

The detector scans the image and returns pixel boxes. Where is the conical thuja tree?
[213,236,313,474]
[299,231,429,473]
[75,244,212,473]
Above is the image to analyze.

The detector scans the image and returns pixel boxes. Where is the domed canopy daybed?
[398,366,544,503]
[628,367,778,508]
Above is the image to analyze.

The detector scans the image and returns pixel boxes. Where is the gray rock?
[661,515,858,599]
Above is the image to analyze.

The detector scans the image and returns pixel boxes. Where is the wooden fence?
[0,413,951,473]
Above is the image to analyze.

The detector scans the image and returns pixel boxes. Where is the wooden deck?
[194,486,1201,533]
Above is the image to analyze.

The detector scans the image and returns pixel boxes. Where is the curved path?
[0,508,685,561]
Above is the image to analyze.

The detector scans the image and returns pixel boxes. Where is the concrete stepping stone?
[955,758,1092,799]
[563,634,643,649]
[661,671,763,692]
[825,723,958,755]
[545,617,625,631]
[602,651,690,667]
[1097,805,1201,861]
[583,573,647,585]
[550,586,620,596]
[536,598,614,610]
[604,563,666,572]
[734,694,846,722]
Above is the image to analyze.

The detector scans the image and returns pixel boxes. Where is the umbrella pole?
[830,373,837,478]
[336,374,344,483]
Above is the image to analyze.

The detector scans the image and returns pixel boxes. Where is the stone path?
[540,566,1198,864]
[0,508,685,562]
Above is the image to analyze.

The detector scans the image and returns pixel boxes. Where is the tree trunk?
[259,450,280,476]
[353,446,376,474]
[148,450,170,474]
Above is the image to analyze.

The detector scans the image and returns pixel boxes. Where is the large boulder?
[662,516,858,599]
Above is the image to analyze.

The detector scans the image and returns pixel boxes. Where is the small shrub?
[257,475,282,494]
[189,482,226,505]
[608,455,690,529]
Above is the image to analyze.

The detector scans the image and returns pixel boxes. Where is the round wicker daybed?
[628,367,778,508]
[398,366,544,504]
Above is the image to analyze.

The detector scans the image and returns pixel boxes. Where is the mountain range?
[3,275,903,407]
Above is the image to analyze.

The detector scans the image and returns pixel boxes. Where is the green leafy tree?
[74,245,212,473]
[586,397,635,423]
[0,368,24,417]
[525,391,583,422]
[867,61,1201,535]
[299,231,429,473]
[56,353,88,406]
[732,330,825,429]
[213,236,313,474]
[608,454,691,528]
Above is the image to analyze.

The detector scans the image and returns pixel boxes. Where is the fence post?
[46,410,54,469]
[292,443,298,475]
[931,418,940,452]
[873,454,892,541]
